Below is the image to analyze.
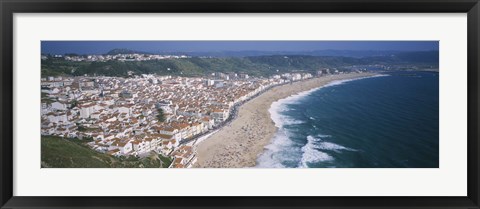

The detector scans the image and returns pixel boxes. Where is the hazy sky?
[41,41,439,54]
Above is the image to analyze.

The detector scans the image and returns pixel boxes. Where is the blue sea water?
[256,71,439,168]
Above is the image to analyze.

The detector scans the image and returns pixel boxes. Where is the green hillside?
[41,136,172,168]
[41,53,439,77]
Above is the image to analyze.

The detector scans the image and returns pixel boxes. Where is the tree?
[156,108,165,122]
[69,100,78,109]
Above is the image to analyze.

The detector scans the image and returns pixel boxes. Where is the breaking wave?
[299,136,333,167]
[298,135,357,167]
[257,74,385,168]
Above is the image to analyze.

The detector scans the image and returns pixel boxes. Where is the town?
[42,53,190,62]
[41,71,326,168]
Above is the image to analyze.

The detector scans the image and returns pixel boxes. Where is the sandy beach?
[195,72,376,168]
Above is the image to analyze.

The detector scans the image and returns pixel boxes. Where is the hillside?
[41,136,172,168]
[41,52,439,77]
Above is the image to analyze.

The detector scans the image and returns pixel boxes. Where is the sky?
[41,41,439,55]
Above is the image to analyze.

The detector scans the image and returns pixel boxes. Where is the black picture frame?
[1,0,479,208]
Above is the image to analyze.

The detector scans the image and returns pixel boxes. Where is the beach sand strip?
[195,73,376,168]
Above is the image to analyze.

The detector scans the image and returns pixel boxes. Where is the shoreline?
[194,72,377,168]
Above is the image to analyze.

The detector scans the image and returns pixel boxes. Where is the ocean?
[256,71,439,168]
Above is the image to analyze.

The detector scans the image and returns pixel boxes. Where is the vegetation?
[41,136,172,168]
[69,100,78,109]
[41,58,91,77]
[41,52,439,77]
[76,125,87,132]
[75,124,101,132]
[156,108,165,122]
[41,92,55,104]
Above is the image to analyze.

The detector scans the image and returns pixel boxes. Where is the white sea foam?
[317,142,356,152]
[259,74,387,168]
[269,74,389,129]
[323,74,389,88]
[299,136,333,168]
[269,100,304,128]
[255,130,299,168]
[308,135,356,152]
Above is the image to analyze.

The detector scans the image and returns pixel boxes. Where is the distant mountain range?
[167,50,435,58]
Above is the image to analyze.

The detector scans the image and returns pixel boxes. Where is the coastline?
[195,72,377,168]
